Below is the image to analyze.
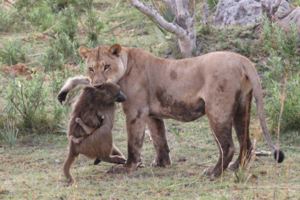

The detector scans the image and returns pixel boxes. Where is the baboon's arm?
[58,76,90,104]
[75,118,95,135]
[92,114,114,136]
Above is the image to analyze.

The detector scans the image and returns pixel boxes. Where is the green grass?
[1,110,300,199]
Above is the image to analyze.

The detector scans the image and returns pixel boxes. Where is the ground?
[1,110,300,200]
[0,0,300,199]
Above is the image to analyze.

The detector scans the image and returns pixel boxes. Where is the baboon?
[61,82,127,184]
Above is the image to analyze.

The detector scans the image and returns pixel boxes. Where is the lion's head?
[79,44,127,86]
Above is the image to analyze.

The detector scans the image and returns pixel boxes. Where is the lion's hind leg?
[229,91,253,171]
[204,118,235,179]
[204,91,237,179]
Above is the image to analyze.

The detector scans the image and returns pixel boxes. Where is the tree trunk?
[131,0,196,57]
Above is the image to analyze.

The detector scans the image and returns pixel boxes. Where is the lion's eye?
[104,64,111,71]
[88,67,94,73]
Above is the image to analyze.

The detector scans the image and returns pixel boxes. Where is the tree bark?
[130,0,196,57]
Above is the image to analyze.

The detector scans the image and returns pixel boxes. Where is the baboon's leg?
[205,118,235,178]
[94,158,101,165]
[94,146,125,165]
[69,135,84,144]
[146,117,171,167]
[63,147,78,184]
[229,92,253,171]
[111,145,125,157]
[105,155,127,164]
[75,117,94,135]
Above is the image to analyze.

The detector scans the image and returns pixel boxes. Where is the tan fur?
[59,44,283,179]
[63,83,126,184]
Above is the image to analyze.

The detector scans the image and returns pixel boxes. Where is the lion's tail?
[242,60,284,163]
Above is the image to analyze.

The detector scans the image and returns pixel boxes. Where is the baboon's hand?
[75,117,82,124]
[57,91,68,104]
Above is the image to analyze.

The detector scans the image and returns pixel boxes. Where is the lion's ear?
[79,46,91,59]
[109,44,122,56]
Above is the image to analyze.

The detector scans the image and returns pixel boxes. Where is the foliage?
[42,33,79,71]
[0,39,27,65]
[207,0,219,11]
[26,2,56,31]
[0,119,19,147]
[0,7,18,32]
[291,0,300,6]
[84,8,104,46]
[54,6,78,40]
[3,75,66,134]
[261,18,300,133]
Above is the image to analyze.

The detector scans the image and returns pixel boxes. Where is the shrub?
[207,0,218,11]
[84,8,103,46]
[261,18,300,134]
[3,75,66,134]
[54,6,78,40]
[266,74,300,133]
[0,8,16,32]
[42,46,65,71]
[42,33,79,71]
[26,2,56,31]
[0,119,19,147]
[0,40,27,65]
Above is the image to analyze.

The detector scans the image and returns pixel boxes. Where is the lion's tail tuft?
[273,149,285,163]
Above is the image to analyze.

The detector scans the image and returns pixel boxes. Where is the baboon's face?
[84,83,126,105]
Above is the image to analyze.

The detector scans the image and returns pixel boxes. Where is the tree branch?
[130,0,187,38]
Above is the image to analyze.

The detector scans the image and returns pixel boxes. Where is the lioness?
[58,44,284,179]
[62,82,127,184]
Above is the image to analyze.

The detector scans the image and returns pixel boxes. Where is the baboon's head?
[83,83,126,106]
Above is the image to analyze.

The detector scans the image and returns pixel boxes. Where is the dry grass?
[0,0,300,199]
[1,110,300,200]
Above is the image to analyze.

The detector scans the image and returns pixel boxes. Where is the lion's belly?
[150,92,206,122]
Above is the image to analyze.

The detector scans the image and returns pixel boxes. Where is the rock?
[277,7,300,35]
[214,0,291,26]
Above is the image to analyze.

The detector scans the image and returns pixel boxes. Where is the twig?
[276,71,287,161]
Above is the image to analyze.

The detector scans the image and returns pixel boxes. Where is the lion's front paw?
[57,91,68,104]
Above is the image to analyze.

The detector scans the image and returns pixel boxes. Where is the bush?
[84,8,103,46]
[54,6,78,40]
[261,18,300,134]
[0,40,27,65]
[0,119,19,147]
[207,0,218,11]
[42,45,65,71]
[266,75,300,133]
[3,75,66,134]
[42,33,79,71]
[0,8,15,32]
[26,2,56,31]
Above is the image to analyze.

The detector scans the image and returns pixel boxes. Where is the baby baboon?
[62,82,127,184]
